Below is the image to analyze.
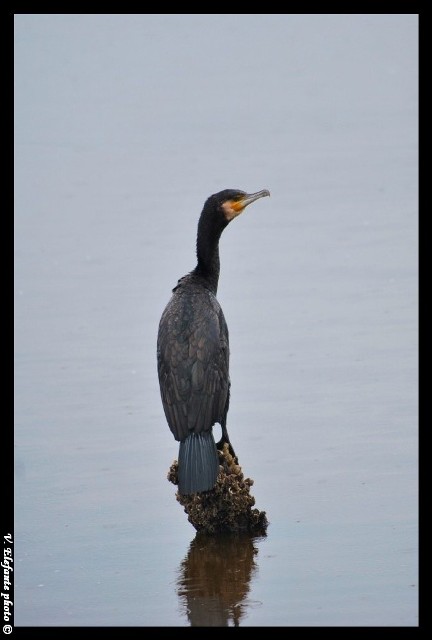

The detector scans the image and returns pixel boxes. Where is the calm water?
[14,14,418,627]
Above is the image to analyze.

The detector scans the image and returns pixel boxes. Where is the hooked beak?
[223,189,270,220]
[237,189,271,210]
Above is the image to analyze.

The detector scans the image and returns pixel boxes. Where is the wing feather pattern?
[157,283,230,442]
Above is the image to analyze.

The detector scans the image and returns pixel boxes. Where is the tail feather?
[178,432,219,495]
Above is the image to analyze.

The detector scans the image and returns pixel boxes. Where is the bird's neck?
[194,220,224,294]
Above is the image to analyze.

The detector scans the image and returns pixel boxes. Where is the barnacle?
[167,443,269,535]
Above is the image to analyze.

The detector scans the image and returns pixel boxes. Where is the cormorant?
[157,188,270,494]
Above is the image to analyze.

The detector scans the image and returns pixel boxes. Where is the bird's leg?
[216,419,237,463]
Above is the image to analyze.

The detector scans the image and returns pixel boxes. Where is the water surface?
[14,13,418,627]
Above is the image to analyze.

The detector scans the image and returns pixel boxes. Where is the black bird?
[157,188,270,494]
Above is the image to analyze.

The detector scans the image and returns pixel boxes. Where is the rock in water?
[167,443,269,535]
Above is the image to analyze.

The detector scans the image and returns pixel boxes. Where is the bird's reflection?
[177,532,265,626]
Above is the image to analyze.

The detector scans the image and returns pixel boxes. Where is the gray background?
[14,14,418,626]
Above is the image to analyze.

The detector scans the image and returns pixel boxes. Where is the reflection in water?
[177,532,264,626]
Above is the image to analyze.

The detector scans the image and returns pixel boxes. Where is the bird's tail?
[178,432,219,495]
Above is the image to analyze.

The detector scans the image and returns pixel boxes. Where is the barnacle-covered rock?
[167,443,269,535]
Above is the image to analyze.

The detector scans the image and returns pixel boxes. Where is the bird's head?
[210,188,271,222]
